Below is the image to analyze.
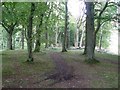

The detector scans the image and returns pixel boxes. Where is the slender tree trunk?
[27,3,35,62]
[99,29,103,50]
[66,29,70,49]
[55,30,58,47]
[55,23,58,47]
[34,34,41,52]
[2,21,17,50]
[83,28,87,55]
[74,28,79,48]
[62,1,68,52]
[34,14,43,52]
[21,29,24,49]
[79,25,85,48]
[7,33,13,50]
[13,35,15,49]
[34,29,41,52]
[85,2,95,60]
[45,31,49,48]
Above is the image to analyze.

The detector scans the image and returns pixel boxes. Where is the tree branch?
[95,0,109,34]
[1,22,9,33]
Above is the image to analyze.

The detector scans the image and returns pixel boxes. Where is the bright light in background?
[108,30,118,55]
[68,0,85,20]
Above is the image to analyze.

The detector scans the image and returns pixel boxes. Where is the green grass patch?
[2,50,54,78]
[95,52,118,61]
[91,72,118,88]
[84,58,100,64]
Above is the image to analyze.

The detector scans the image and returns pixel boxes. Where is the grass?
[2,50,54,78]
[95,52,118,61]
[2,49,118,88]
[57,49,118,88]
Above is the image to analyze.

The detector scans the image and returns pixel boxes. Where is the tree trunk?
[13,35,15,50]
[34,13,43,52]
[45,31,49,48]
[7,33,13,50]
[34,35,41,52]
[79,25,85,48]
[62,1,68,52]
[27,3,35,62]
[74,28,79,48]
[55,23,58,47]
[66,29,70,49]
[21,29,24,49]
[85,2,95,60]
[2,21,17,50]
[99,29,103,50]
[83,28,87,55]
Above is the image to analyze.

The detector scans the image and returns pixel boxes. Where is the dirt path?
[46,52,90,88]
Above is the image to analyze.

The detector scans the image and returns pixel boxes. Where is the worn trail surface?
[43,52,74,85]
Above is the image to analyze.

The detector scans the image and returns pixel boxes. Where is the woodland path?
[2,51,118,88]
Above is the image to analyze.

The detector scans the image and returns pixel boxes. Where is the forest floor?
[1,48,119,88]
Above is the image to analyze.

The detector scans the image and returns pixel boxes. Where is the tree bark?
[7,33,13,50]
[34,13,43,52]
[55,23,58,47]
[83,27,87,55]
[34,36,41,52]
[99,29,103,50]
[21,29,24,49]
[13,35,15,50]
[85,2,95,60]
[27,3,35,62]
[45,31,49,48]
[79,25,85,48]
[2,22,17,50]
[66,29,70,49]
[62,1,68,52]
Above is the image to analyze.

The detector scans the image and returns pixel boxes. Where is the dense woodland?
[1,0,119,88]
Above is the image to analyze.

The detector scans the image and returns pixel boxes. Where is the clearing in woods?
[2,49,118,88]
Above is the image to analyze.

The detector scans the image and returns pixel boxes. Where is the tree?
[83,1,117,55]
[26,3,36,62]
[34,2,46,52]
[21,27,25,49]
[62,1,68,52]
[85,2,95,61]
[93,1,109,51]
[2,2,18,50]
[44,2,53,48]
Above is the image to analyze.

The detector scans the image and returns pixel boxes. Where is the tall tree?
[45,2,53,48]
[26,3,35,62]
[34,14,44,52]
[93,1,109,51]
[2,2,17,50]
[62,1,68,52]
[85,2,95,60]
[21,28,25,49]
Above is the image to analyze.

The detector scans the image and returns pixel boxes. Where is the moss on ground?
[84,58,100,64]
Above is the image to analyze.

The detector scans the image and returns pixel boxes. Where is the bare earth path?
[47,52,90,88]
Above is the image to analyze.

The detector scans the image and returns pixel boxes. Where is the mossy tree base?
[26,58,34,62]
[85,58,100,64]
[62,50,67,52]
